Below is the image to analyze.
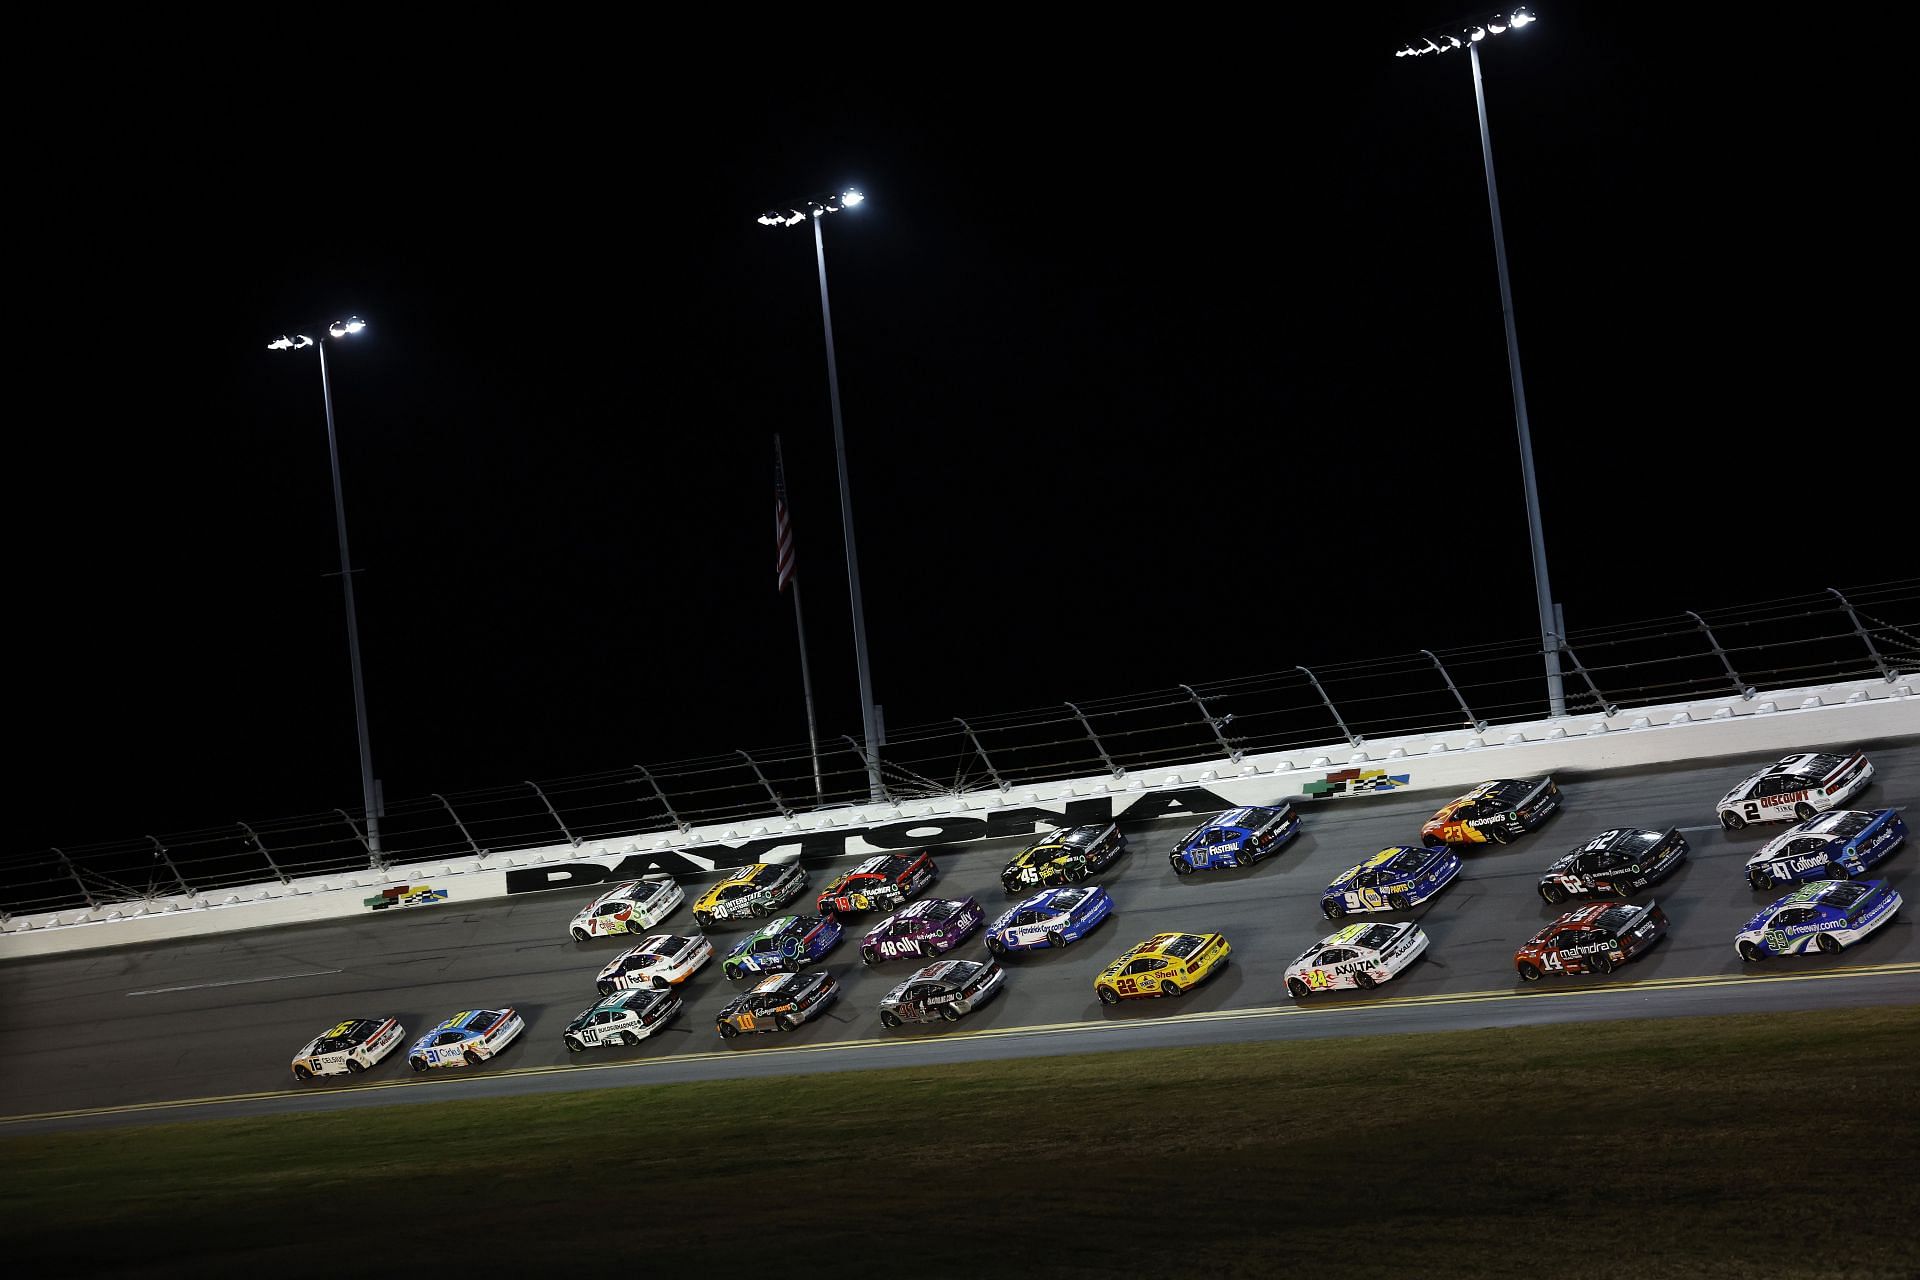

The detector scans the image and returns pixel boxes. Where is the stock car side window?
[1786,839,1824,857]
[597,902,624,916]
[1319,948,1353,965]
[1772,907,1815,927]
[1124,959,1151,975]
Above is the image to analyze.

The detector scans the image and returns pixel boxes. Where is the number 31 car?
[407,1008,526,1072]
[1735,879,1902,960]
[291,1017,405,1080]
[1284,922,1428,998]
[1744,808,1907,890]
[1094,932,1230,1004]
[1320,846,1462,918]
[1168,804,1300,874]
[1716,751,1874,831]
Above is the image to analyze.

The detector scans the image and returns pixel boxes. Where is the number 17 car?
[1169,804,1300,873]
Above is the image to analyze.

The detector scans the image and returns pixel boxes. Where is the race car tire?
[1286,977,1309,999]
[1738,941,1765,962]
[1539,881,1567,905]
[622,1032,644,1047]
[1322,898,1345,920]
[571,928,591,943]
[1721,811,1746,832]
[694,911,712,929]
[464,1050,484,1067]
[776,1014,798,1032]
[1097,986,1121,1005]
[751,903,769,918]
[597,981,616,996]
[1171,858,1192,876]
[1816,932,1843,954]
[861,946,880,966]
[718,1023,739,1039]
[293,1065,313,1081]
[1160,981,1183,998]
[1749,868,1773,891]
[1589,953,1615,976]
[1517,962,1543,982]
[724,964,744,982]
[986,935,1006,956]
[940,1005,960,1022]
[1046,929,1067,949]
[566,1038,584,1054]
[1388,891,1411,911]
[410,1056,429,1072]
[879,1010,901,1028]
[1794,802,1818,820]
[1826,863,1850,882]
[344,1059,361,1075]
[1354,971,1377,990]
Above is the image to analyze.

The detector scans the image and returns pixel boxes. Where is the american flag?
[775,437,796,592]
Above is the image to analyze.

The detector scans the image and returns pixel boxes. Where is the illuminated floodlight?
[1396,9,1537,57]
[841,189,864,207]
[1509,6,1534,27]
[759,193,863,227]
[268,334,315,351]
[1469,25,1486,40]
[328,316,366,338]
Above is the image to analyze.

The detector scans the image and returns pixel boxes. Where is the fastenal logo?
[365,884,449,911]
[1301,768,1410,798]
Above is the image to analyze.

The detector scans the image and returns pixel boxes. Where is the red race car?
[1514,900,1667,981]
[814,852,937,917]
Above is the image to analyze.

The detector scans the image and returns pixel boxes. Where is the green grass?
[4,1007,1918,1277]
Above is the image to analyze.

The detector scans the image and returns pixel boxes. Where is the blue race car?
[1735,879,1903,960]
[1745,808,1908,891]
[406,1007,526,1072]
[722,914,843,981]
[984,885,1114,955]
[1321,846,1463,918]
[1169,804,1301,874]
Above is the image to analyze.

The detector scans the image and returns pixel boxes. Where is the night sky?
[15,5,1911,854]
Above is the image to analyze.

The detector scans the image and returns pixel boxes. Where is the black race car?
[999,823,1127,895]
[714,970,839,1038]
[1537,827,1688,903]
[1422,777,1561,848]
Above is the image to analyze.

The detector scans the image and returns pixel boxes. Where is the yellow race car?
[1094,931,1230,1004]
[691,861,808,928]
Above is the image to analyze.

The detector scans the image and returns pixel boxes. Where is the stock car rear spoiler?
[1822,754,1866,788]
[1620,902,1658,931]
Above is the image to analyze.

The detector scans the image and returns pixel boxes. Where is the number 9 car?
[1320,846,1461,918]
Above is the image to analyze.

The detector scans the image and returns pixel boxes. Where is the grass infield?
[3,1006,1916,1277]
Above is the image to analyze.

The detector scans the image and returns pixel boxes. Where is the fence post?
[1421,651,1487,731]
[336,807,382,872]
[1559,643,1620,717]
[526,780,579,846]
[953,717,1008,792]
[1297,666,1361,747]
[840,736,894,805]
[737,749,794,819]
[52,848,96,910]
[147,835,192,898]
[433,793,484,858]
[237,821,290,885]
[1179,684,1242,763]
[1065,702,1124,778]
[632,765,690,833]
[1827,587,1897,682]
[1684,610,1755,699]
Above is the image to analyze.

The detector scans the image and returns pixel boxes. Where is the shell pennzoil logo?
[1301,768,1410,798]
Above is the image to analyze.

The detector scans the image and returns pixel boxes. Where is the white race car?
[1283,922,1428,998]
[594,932,714,994]
[569,878,685,941]
[562,988,683,1052]
[290,1016,405,1081]
[407,1008,526,1072]
[1716,751,1874,831]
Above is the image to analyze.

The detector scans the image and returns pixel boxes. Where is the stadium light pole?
[757,189,885,801]
[268,319,382,853]
[1397,7,1567,717]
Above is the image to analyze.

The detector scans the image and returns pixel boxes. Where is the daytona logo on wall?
[365,884,448,911]
[1300,768,1409,798]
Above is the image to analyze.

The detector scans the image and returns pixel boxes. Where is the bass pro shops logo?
[1301,768,1410,798]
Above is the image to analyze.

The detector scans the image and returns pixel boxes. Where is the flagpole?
[776,435,824,804]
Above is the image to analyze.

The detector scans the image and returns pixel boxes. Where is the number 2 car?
[1320,845,1462,918]
[1283,923,1428,998]
[1735,879,1902,960]
[290,1017,405,1081]
[1715,751,1874,831]
[1537,827,1688,904]
[1744,808,1907,890]
[1514,902,1667,981]
[877,958,1006,1026]
[1168,804,1300,874]
[1094,932,1230,1004]
[859,896,984,964]
[407,1008,526,1071]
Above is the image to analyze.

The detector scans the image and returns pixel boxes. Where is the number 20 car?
[1094,932,1230,1004]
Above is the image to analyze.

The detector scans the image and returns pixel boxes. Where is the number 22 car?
[1094,932,1229,1004]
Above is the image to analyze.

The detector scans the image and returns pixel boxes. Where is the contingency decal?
[365,884,449,911]
[1300,768,1410,798]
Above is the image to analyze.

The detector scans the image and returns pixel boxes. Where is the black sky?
[14,5,1912,852]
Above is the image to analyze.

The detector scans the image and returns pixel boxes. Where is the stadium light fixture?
[1396,7,1535,56]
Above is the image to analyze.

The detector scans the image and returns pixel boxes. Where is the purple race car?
[859,897,984,965]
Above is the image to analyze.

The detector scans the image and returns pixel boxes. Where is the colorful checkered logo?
[365,884,449,911]
[1300,768,1410,798]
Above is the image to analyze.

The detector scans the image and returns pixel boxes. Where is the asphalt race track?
[4,739,1916,1135]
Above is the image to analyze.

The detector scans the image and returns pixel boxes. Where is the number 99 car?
[1094,932,1230,1004]
[1735,879,1902,961]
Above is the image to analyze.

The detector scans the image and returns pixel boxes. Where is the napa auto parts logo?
[365,884,448,911]
[1301,768,1409,798]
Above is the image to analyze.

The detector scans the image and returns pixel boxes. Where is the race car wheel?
[751,902,769,918]
[694,911,712,929]
[1826,863,1850,882]
[1589,953,1615,976]
[293,1065,313,1081]
[776,1014,798,1032]
[1517,962,1543,982]
[1539,882,1567,905]
[724,964,745,982]
[344,1059,361,1075]
[1749,868,1773,891]
[879,1010,901,1028]
[566,1037,584,1054]
[1046,929,1067,949]
[1171,859,1192,876]
[622,1032,644,1047]
[1721,811,1746,832]
[1794,802,1818,820]
[1160,980,1183,998]
[1286,977,1309,999]
[1354,971,1377,990]
[940,1005,960,1023]
[1322,898,1345,920]
[464,1050,484,1067]
[1816,932,1843,954]
[651,976,671,991]
[1738,940,1765,963]
[718,1023,739,1039]
[571,927,591,943]
[1388,891,1411,911]
[986,936,1006,956]
[1097,986,1121,1005]
[861,946,880,966]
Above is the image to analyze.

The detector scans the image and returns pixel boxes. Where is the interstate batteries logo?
[1301,768,1410,798]
[365,884,448,911]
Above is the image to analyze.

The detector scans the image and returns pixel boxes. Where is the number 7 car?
[1320,846,1462,918]
[568,878,685,941]
[1284,923,1427,998]
[1735,879,1902,960]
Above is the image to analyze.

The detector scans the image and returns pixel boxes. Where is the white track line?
[127,969,341,997]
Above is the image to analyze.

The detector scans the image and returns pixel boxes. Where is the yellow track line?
[8,959,1917,1127]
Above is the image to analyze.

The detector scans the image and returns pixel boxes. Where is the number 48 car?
[1716,751,1874,831]
[1169,804,1300,874]
[858,897,983,965]
[1745,808,1907,890]
[1284,923,1428,998]
[1735,879,1902,961]
[407,1008,525,1072]
[291,1017,405,1080]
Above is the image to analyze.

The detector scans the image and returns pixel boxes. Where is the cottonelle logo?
[503,787,1231,896]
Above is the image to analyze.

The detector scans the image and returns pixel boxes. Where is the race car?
[1320,845,1462,918]
[715,970,839,1038]
[814,851,937,916]
[1716,751,1875,831]
[721,914,843,981]
[1284,922,1428,998]
[569,877,685,941]
[1094,931,1230,1004]
[406,1008,525,1071]
[691,861,808,928]
[1538,827,1689,904]
[290,1017,405,1081]
[1000,823,1127,894]
[1734,879,1902,960]
[878,958,1007,1026]
[1169,804,1301,874]
[859,896,984,964]
[562,988,683,1052]
[1514,901,1667,981]
[1421,777,1561,848]
[1745,808,1907,890]
[594,932,714,994]
[984,884,1114,955]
